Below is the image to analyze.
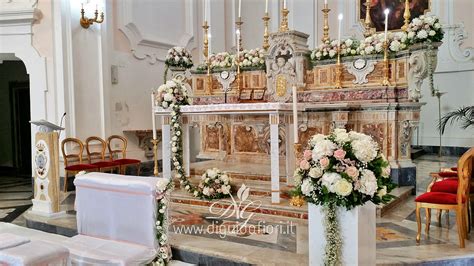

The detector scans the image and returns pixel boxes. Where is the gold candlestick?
[335,47,343,89]
[322,4,330,42]
[279,8,289,32]
[363,0,375,37]
[152,139,159,177]
[262,13,270,51]
[401,0,411,31]
[382,40,390,86]
[202,21,212,94]
[236,17,244,52]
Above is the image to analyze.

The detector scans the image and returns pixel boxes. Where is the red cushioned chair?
[415,147,474,248]
[107,135,141,175]
[85,136,121,173]
[61,138,98,192]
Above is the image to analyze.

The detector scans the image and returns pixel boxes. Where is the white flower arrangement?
[196,168,232,200]
[310,14,443,62]
[406,15,444,45]
[197,48,266,71]
[237,48,266,68]
[165,46,193,69]
[293,129,396,265]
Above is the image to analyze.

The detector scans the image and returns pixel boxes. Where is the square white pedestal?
[308,202,376,266]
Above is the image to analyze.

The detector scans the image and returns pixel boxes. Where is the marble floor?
[2,154,474,265]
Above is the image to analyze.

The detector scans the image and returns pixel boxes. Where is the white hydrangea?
[333,128,350,144]
[310,134,326,146]
[301,179,314,196]
[417,30,428,39]
[359,169,378,196]
[312,139,337,161]
[352,138,378,163]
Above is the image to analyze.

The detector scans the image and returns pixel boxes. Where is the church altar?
[174,33,439,192]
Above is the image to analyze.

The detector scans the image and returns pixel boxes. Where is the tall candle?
[324,0,327,5]
[238,0,242,18]
[384,8,390,42]
[337,13,343,47]
[265,0,268,13]
[236,29,240,56]
[204,0,207,21]
[151,93,157,140]
[284,0,287,9]
[292,85,298,144]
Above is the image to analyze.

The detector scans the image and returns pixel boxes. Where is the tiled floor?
[3,154,474,265]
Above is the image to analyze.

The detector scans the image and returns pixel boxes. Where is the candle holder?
[202,21,213,94]
[363,0,375,37]
[152,138,159,177]
[262,13,270,51]
[401,0,411,31]
[381,40,390,86]
[279,8,289,32]
[335,47,343,89]
[322,4,330,42]
[235,17,244,52]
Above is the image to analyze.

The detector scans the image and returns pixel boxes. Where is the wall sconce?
[80,3,104,29]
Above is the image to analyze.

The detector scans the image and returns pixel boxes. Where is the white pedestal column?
[308,202,376,266]
[182,120,190,178]
[269,113,280,204]
[162,116,172,179]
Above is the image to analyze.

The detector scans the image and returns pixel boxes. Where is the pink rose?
[299,160,310,170]
[345,166,359,180]
[333,149,346,160]
[320,157,330,169]
[303,150,312,161]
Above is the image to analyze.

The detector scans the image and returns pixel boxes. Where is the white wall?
[25,0,474,166]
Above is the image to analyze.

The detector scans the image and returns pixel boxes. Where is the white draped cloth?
[64,173,160,265]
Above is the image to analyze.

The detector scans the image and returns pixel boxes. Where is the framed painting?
[359,0,431,31]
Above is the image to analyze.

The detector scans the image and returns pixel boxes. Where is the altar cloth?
[0,233,30,250]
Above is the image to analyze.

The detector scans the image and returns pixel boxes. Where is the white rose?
[329,50,337,58]
[166,80,176,88]
[407,31,415,40]
[365,46,375,54]
[334,128,350,144]
[321,172,342,193]
[156,178,169,192]
[377,186,387,197]
[390,40,401,52]
[162,102,168,108]
[163,93,174,102]
[434,23,441,29]
[382,165,391,178]
[334,179,353,197]
[207,169,217,178]
[203,187,210,196]
[429,30,436,36]
[417,30,428,39]
[315,51,322,58]
[359,169,378,196]
[375,43,383,53]
[301,179,314,196]
[220,174,229,183]
[171,147,178,153]
[345,39,353,47]
[309,167,323,179]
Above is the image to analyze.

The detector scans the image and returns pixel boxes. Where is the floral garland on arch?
[153,178,173,265]
[293,128,396,265]
[194,168,232,200]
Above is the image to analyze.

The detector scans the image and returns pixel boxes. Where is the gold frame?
[357,0,432,33]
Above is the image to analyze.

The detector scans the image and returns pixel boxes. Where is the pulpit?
[29,120,64,216]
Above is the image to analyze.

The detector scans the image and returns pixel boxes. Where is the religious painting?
[359,0,431,31]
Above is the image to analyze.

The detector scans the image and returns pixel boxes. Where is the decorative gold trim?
[279,8,289,32]
[322,4,331,42]
[262,13,270,51]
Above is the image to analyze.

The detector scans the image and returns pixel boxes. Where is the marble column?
[162,116,172,179]
[269,113,280,204]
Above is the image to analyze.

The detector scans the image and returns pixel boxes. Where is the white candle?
[204,0,207,21]
[151,93,157,140]
[384,8,390,42]
[265,0,268,13]
[292,85,298,144]
[337,13,343,47]
[238,0,242,18]
[324,0,327,5]
[284,0,287,9]
[236,29,240,53]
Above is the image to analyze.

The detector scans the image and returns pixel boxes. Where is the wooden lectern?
[29,120,64,216]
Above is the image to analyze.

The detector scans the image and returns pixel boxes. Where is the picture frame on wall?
[359,0,431,32]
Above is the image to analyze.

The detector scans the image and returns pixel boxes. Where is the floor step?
[376,186,413,217]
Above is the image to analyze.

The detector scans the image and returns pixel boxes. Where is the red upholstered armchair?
[415,147,474,248]
[61,138,98,192]
[85,136,121,173]
[107,135,141,175]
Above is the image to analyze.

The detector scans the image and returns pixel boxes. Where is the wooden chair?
[107,135,141,175]
[61,138,98,192]
[85,136,121,173]
[415,147,474,248]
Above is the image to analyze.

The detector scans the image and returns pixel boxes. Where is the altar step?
[375,186,413,217]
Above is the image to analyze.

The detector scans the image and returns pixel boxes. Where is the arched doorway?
[0,56,31,177]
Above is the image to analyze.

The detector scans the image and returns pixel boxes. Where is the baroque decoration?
[293,129,396,264]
